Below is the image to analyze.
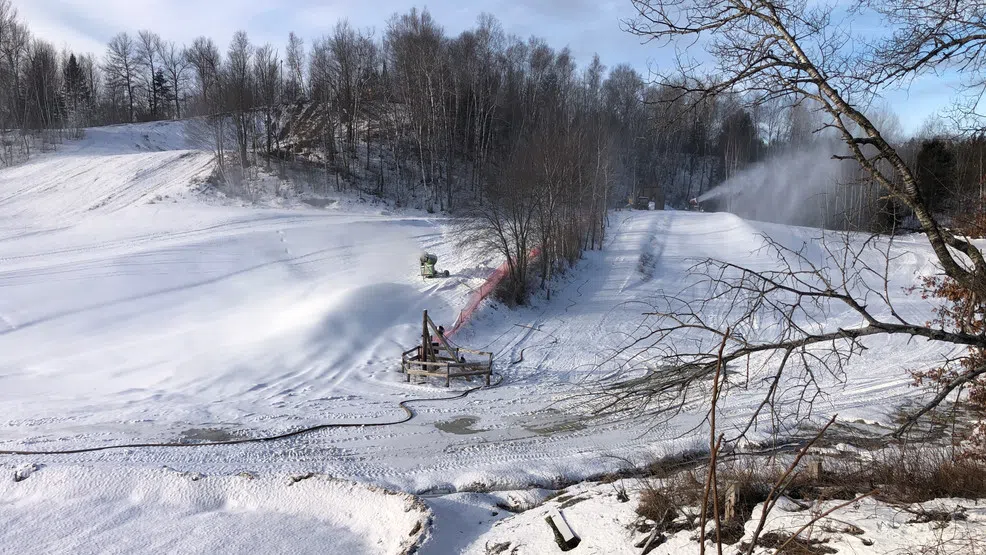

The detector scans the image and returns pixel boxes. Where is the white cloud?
[17,0,648,68]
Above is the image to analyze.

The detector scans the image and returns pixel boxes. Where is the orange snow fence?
[447,248,540,337]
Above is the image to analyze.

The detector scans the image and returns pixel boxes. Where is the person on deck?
[431,326,446,349]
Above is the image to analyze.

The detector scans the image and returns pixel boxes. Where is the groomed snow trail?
[0,122,957,496]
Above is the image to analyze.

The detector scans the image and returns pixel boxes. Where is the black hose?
[0,374,502,456]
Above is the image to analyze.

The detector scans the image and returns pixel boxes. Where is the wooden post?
[546,508,580,550]
[445,363,451,387]
[422,310,431,362]
[724,483,739,521]
[808,458,823,481]
[424,311,456,358]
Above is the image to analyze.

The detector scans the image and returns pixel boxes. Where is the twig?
[700,329,729,555]
[746,414,838,555]
[775,490,879,553]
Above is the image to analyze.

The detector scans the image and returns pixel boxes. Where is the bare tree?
[224,30,253,170]
[628,0,986,298]
[859,0,986,133]
[608,0,986,438]
[104,32,138,122]
[79,54,100,120]
[0,0,20,136]
[285,31,305,102]
[460,142,540,305]
[136,30,163,119]
[386,8,447,205]
[327,21,377,167]
[161,41,190,119]
[186,36,221,114]
[253,43,280,160]
[23,39,61,133]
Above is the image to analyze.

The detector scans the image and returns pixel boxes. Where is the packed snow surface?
[0,464,428,554]
[0,122,955,498]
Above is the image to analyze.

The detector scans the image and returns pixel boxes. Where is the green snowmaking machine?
[420,252,450,279]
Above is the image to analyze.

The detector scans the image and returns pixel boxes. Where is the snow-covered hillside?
[0,122,963,552]
[0,123,211,229]
[0,123,954,485]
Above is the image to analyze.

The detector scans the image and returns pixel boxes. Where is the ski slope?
[0,122,957,499]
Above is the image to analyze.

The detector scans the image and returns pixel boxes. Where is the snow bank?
[0,464,429,555]
[462,479,986,554]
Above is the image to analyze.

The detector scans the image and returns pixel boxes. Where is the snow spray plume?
[698,142,846,226]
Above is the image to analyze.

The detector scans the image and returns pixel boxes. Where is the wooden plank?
[405,360,457,368]
[404,369,451,377]
[456,348,493,356]
[404,367,491,377]
[405,360,490,369]
[404,365,489,373]
[403,364,487,372]
[549,509,575,542]
[724,483,738,521]
[404,372,446,378]
[547,508,580,550]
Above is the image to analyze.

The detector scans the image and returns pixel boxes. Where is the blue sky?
[20,0,957,135]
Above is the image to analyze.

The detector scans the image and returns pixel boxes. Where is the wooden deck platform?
[400,311,493,386]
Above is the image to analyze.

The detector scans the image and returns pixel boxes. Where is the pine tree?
[916,139,957,214]
[63,54,89,118]
[152,69,171,119]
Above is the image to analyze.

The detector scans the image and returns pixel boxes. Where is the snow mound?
[0,465,429,555]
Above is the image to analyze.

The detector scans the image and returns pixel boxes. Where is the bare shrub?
[836,449,986,503]
[637,484,679,525]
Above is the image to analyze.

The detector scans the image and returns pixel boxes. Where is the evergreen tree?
[152,69,171,119]
[916,139,957,214]
[63,54,87,113]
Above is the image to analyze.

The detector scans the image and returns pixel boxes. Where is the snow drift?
[0,464,429,554]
